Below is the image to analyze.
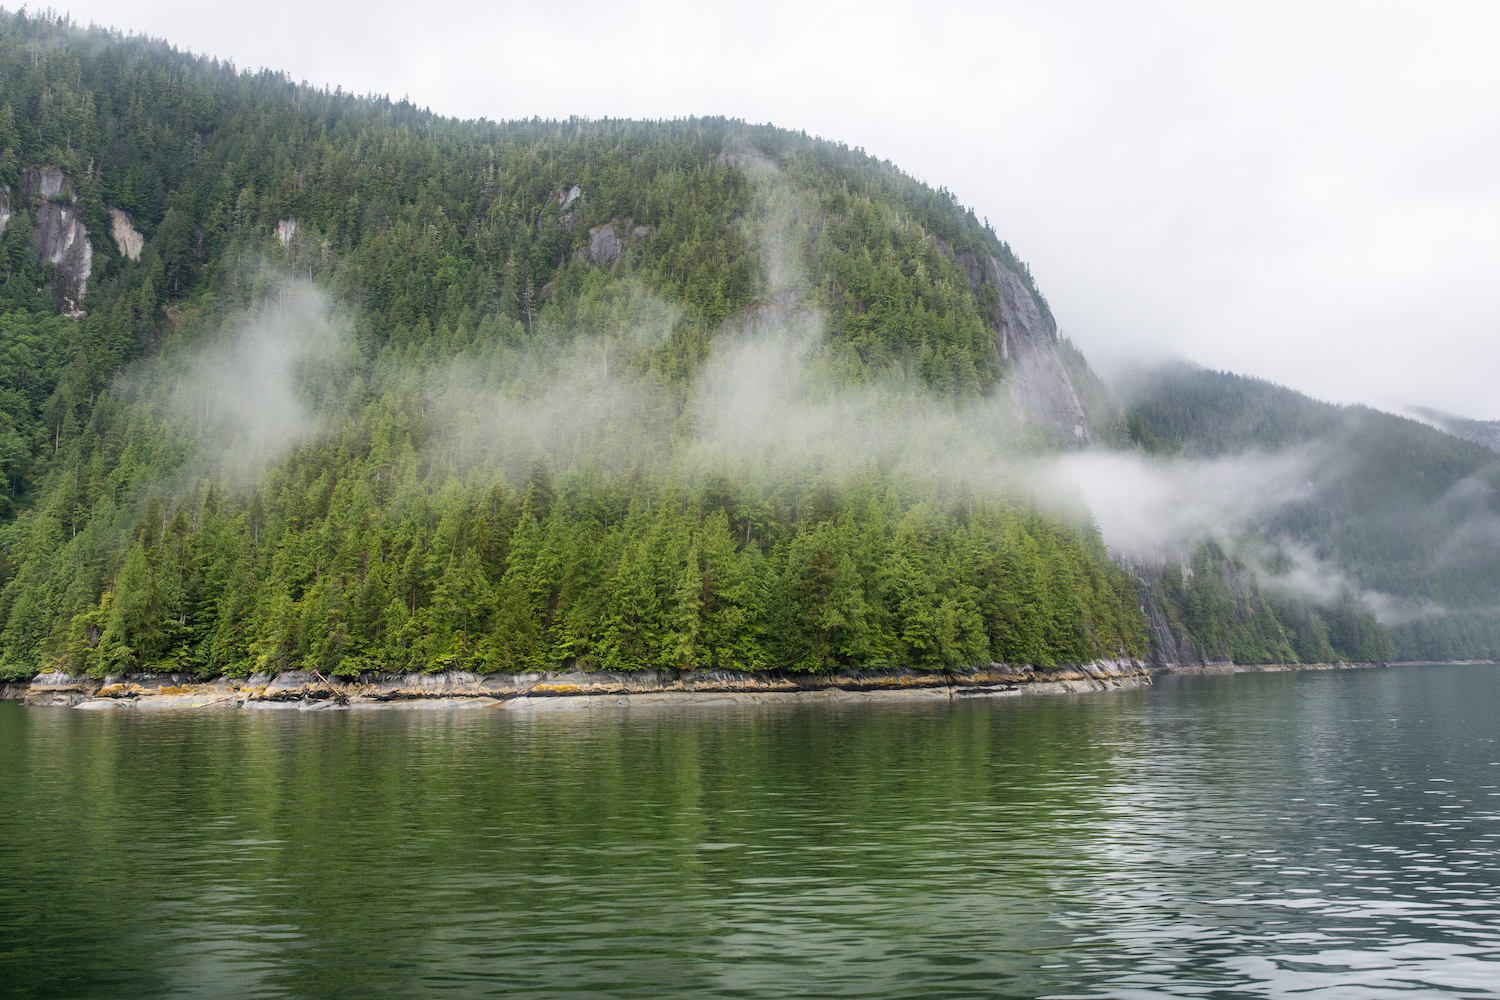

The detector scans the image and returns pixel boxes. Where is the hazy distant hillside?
[1412,407,1500,456]
[1,10,1477,682]
[1123,366,1500,661]
[0,11,1151,681]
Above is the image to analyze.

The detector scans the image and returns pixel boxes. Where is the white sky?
[58,0,1500,419]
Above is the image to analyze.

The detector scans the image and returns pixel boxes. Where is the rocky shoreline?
[0,658,1424,712]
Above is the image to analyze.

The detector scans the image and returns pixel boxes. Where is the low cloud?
[1036,447,1455,624]
[1041,448,1319,556]
[421,304,1030,495]
[685,318,1025,484]
[135,281,359,487]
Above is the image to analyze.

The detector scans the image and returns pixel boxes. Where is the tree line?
[0,11,1147,679]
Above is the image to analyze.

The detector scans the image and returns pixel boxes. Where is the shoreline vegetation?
[4,660,1475,711]
[0,12,1490,685]
[0,15,1157,687]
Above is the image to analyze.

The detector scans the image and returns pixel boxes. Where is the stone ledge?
[2,661,1154,710]
[5,658,1418,712]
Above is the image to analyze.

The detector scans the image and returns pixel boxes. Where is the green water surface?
[3,665,1499,998]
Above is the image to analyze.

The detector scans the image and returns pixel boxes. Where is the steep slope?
[1123,366,1500,661]
[0,12,1137,681]
[945,244,1094,446]
[1413,407,1500,456]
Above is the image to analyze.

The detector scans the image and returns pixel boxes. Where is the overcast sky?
[58,0,1500,419]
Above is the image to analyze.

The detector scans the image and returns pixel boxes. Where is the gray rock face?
[260,670,328,700]
[268,664,1146,707]
[950,245,984,296]
[33,201,91,316]
[586,224,624,268]
[1138,585,1203,669]
[1469,425,1500,454]
[23,671,100,707]
[539,187,585,233]
[937,240,1092,446]
[5,168,92,315]
[1412,406,1500,455]
[110,208,144,261]
[984,257,1092,445]
[31,167,68,201]
[1118,555,1246,670]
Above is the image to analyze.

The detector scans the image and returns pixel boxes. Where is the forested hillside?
[1125,366,1500,660]
[0,11,1148,680]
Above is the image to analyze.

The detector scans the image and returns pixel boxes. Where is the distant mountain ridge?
[0,10,1489,683]
[1121,366,1500,661]
[1412,407,1500,456]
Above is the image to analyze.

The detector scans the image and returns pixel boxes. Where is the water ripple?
[1,664,1498,997]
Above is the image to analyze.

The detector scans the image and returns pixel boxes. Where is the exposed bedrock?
[1138,585,1206,669]
[985,258,1093,446]
[586,223,624,267]
[110,207,144,261]
[2,167,94,315]
[34,200,91,316]
[940,242,1093,447]
[24,165,71,202]
[575,214,654,269]
[7,661,1155,709]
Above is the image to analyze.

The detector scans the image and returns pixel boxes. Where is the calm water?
[2,666,1499,999]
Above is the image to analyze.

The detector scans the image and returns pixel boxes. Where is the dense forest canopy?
[0,10,1153,680]
[0,10,1486,682]
[1123,366,1500,661]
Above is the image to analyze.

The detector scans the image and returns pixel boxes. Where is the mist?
[1037,446,1395,619]
[56,0,1500,422]
[120,195,1491,653]
[1044,449,1318,557]
[415,299,1033,505]
[408,153,1042,508]
[1047,370,1500,631]
[132,268,1493,645]
[118,282,360,494]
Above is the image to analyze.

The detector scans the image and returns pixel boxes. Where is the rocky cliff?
[1119,555,1214,669]
[561,143,1099,445]
[0,166,96,316]
[33,200,91,316]
[109,208,143,261]
[941,242,1094,446]
[0,165,158,316]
